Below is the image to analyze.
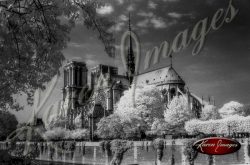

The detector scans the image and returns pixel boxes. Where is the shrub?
[0,111,18,140]
[164,96,194,130]
[68,129,89,140]
[96,114,147,140]
[43,127,89,141]
[43,127,69,140]
[218,101,243,118]
[185,115,250,135]
[96,114,124,139]
[115,85,164,128]
[201,104,220,120]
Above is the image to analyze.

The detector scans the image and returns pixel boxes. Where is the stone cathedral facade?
[62,62,130,131]
[61,17,205,135]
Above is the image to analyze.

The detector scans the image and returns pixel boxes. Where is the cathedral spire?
[170,54,173,68]
[127,12,135,84]
[128,12,133,57]
[129,12,131,31]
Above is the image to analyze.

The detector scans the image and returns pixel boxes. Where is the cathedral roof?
[166,67,185,84]
[136,66,185,86]
[64,60,87,68]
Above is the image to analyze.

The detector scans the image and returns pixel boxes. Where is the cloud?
[162,0,180,2]
[110,22,126,32]
[127,4,136,12]
[148,1,157,9]
[137,19,150,28]
[205,0,217,5]
[168,12,193,19]
[68,42,83,48]
[96,5,114,15]
[119,14,128,22]
[116,0,124,5]
[168,12,183,19]
[150,17,167,29]
[72,56,83,61]
[136,16,168,29]
[137,11,154,17]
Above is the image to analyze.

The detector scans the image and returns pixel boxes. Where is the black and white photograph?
[0,0,250,164]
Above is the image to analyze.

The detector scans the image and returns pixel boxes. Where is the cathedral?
[61,16,204,137]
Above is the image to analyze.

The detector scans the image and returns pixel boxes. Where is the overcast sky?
[14,0,250,122]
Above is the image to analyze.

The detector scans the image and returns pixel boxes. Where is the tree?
[218,101,243,118]
[96,114,147,140]
[115,85,164,128]
[164,96,194,130]
[151,118,173,134]
[0,0,115,111]
[200,104,221,120]
[185,115,250,135]
[43,127,69,140]
[239,104,250,117]
[96,114,124,139]
[0,110,18,140]
[122,117,147,140]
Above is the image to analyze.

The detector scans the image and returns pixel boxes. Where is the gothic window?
[74,68,77,86]
[170,88,175,95]
[107,90,111,98]
[64,70,67,86]
[170,88,176,99]
[79,68,82,86]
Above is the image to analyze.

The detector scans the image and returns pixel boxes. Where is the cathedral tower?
[63,61,88,127]
[126,13,135,84]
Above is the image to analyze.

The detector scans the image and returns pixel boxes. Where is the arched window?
[170,88,176,99]
[170,88,176,95]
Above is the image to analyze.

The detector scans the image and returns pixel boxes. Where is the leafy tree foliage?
[96,114,147,140]
[151,118,172,134]
[0,110,18,140]
[96,114,123,139]
[218,101,243,118]
[0,0,114,111]
[200,104,221,120]
[115,85,164,128]
[239,104,250,117]
[43,127,68,140]
[185,115,250,135]
[164,95,194,130]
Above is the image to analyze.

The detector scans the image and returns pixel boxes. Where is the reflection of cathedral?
[61,16,204,136]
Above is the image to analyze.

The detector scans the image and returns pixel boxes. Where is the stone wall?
[1,139,250,165]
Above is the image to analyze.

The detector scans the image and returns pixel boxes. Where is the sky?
[13,0,250,122]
